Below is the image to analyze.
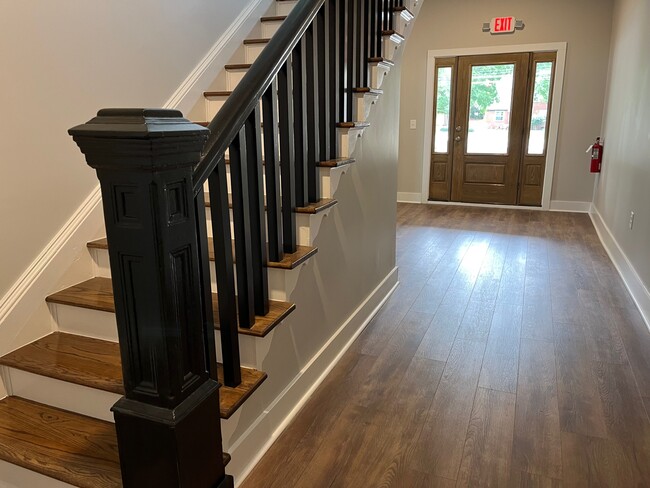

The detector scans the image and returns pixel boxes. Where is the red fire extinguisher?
[591,137,603,173]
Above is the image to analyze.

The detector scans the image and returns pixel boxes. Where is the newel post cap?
[69,108,209,171]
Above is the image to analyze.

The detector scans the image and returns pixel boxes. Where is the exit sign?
[491,16,516,34]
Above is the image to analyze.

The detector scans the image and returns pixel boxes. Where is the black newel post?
[69,109,233,488]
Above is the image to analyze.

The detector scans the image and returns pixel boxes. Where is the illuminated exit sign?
[491,16,516,34]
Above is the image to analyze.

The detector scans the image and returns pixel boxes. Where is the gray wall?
[594,0,650,290]
[398,0,613,204]
[0,1,259,300]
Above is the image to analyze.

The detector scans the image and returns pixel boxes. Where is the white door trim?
[420,42,568,209]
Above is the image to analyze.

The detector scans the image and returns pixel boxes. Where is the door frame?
[420,42,567,210]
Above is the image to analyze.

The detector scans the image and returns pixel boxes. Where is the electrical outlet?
[629,211,635,230]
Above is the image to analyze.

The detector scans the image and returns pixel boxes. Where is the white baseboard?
[397,192,422,203]
[590,207,650,331]
[550,200,593,213]
[228,267,399,486]
[165,0,273,115]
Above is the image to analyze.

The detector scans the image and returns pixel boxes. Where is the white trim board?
[590,207,650,332]
[229,268,399,486]
[549,200,592,213]
[420,42,568,210]
[397,192,422,203]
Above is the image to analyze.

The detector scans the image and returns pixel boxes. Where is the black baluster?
[329,0,342,158]
[207,161,241,387]
[293,38,308,208]
[338,0,347,124]
[305,22,321,203]
[245,105,269,316]
[263,80,283,263]
[357,0,365,88]
[317,4,331,162]
[278,58,297,254]
[229,127,256,329]
[346,0,357,121]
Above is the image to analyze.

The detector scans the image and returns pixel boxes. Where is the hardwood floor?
[241,204,650,487]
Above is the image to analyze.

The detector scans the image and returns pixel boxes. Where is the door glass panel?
[466,64,515,155]
[434,67,452,153]
[527,61,553,155]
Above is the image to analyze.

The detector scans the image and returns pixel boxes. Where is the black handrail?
[193,0,325,193]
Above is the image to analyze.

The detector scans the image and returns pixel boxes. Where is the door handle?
[455,136,462,142]
[456,126,462,132]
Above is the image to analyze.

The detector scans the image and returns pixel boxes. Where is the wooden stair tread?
[382,29,405,40]
[213,295,295,338]
[296,197,338,214]
[205,193,337,215]
[47,275,294,338]
[0,332,266,419]
[260,15,287,22]
[317,157,355,168]
[46,275,115,312]
[0,332,123,394]
[353,87,384,95]
[0,396,231,486]
[225,63,252,70]
[368,56,395,66]
[202,237,318,270]
[217,364,267,419]
[268,245,318,269]
[393,5,414,16]
[204,90,232,97]
[244,38,271,45]
[0,397,121,488]
[336,121,371,129]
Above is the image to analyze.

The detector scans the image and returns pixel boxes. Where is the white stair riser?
[226,69,248,91]
[338,127,365,159]
[394,11,413,36]
[52,302,119,342]
[2,367,119,423]
[276,0,298,16]
[89,245,301,300]
[261,20,284,38]
[215,333,267,369]
[354,93,380,122]
[370,62,391,90]
[320,165,350,199]
[383,34,402,62]
[245,43,267,64]
[206,97,228,121]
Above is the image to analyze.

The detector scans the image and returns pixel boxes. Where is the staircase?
[0,0,419,486]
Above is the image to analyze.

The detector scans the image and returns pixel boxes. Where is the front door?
[429,52,556,206]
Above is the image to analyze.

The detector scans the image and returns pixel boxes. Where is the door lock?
[456,126,462,132]
[455,136,461,142]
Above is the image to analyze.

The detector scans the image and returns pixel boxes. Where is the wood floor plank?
[456,388,516,487]
[611,305,650,393]
[508,470,562,487]
[456,299,496,343]
[561,431,650,487]
[240,353,377,488]
[554,322,608,438]
[415,289,471,362]
[512,339,562,479]
[412,338,486,479]
[333,357,445,488]
[593,360,650,445]
[0,397,121,488]
[478,302,523,393]
[356,309,433,410]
